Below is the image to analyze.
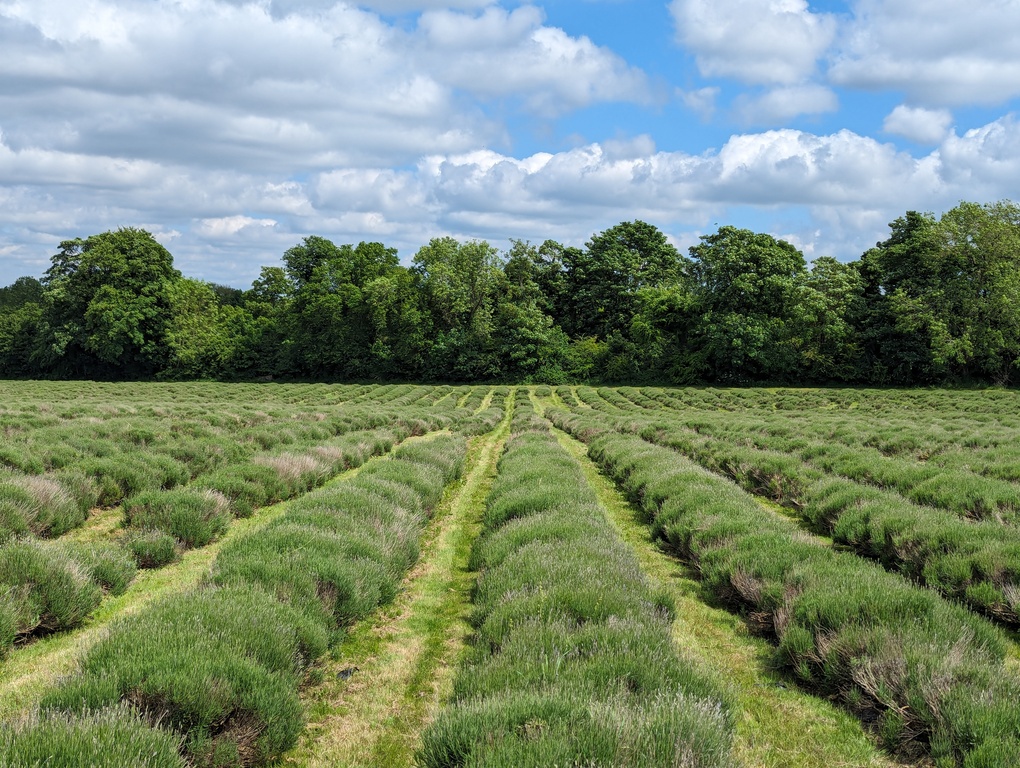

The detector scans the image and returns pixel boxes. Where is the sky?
[1,0,1019,287]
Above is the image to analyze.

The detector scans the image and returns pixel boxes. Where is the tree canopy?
[2,203,1019,385]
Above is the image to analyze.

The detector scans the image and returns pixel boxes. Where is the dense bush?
[0,538,105,653]
[0,706,185,768]
[0,474,88,540]
[125,529,180,569]
[123,489,231,548]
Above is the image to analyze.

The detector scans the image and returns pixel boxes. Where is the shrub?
[43,585,324,765]
[123,489,231,548]
[420,426,734,767]
[0,538,103,647]
[578,427,1020,765]
[0,706,185,768]
[125,529,180,569]
[43,430,470,766]
[59,541,137,595]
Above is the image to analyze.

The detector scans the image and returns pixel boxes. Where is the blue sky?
[1,0,1019,286]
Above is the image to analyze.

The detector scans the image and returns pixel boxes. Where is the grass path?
[472,387,494,414]
[0,502,290,720]
[62,504,124,543]
[284,393,514,768]
[0,433,440,721]
[551,424,905,768]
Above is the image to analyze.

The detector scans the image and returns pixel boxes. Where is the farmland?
[0,382,1018,766]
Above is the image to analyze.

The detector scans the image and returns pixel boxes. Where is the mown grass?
[552,426,899,768]
[287,395,513,767]
[550,410,1020,767]
[419,401,736,767]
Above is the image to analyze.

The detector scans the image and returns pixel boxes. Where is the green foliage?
[686,225,808,381]
[125,529,180,569]
[420,421,735,767]
[0,474,87,540]
[38,228,182,378]
[4,203,1020,384]
[0,538,105,651]
[861,202,1020,384]
[0,706,186,768]
[563,220,687,343]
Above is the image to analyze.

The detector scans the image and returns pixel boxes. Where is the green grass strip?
[552,426,900,768]
[287,391,515,767]
[419,400,736,767]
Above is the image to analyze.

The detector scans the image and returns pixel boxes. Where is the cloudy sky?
[1,0,1018,286]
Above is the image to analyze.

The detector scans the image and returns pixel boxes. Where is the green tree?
[38,228,181,378]
[794,257,865,381]
[413,237,502,380]
[687,226,807,382]
[939,200,1020,383]
[857,202,1020,384]
[161,278,242,379]
[361,268,430,379]
[564,221,687,341]
[491,240,569,381]
[227,267,297,378]
[0,277,45,376]
[0,276,43,313]
[287,238,407,378]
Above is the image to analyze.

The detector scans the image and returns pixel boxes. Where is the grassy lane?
[61,505,123,543]
[285,393,514,768]
[472,387,495,414]
[0,501,290,719]
[551,426,903,768]
[0,433,442,721]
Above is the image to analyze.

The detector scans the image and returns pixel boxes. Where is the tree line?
[1,200,1018,385]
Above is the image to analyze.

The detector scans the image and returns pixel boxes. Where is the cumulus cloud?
[5,114,1020,282]
[2,0,1019,287]
[670,0,836,85]
[883,105,953,144]
[678,86,719,119]
[415,5,650,115]
[197,215,278,238]
[0,0,647,176]
[733,84,838,125]
[830,0,1020,106]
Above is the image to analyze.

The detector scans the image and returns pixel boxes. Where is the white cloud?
[197,215,278,238]
[939,115,1020,195]
[883,105,953,144]
[830,0,1020,106]
[0,0,647,178]
[415,5,651,115]
[734,84,838,124]
[678,86,719,119]
[6,115,1020,282]
[670,0,836,85]
[1,0,1019,288]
